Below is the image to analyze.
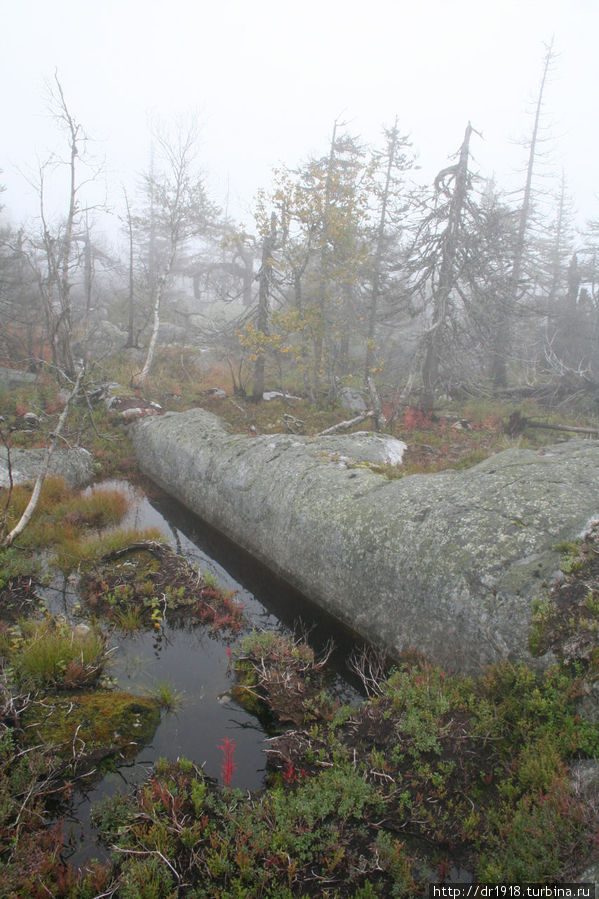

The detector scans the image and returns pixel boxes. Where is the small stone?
[21,412,41,426]
[73,624,92,639]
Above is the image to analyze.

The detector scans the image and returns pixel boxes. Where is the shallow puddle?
[43,479,363,865]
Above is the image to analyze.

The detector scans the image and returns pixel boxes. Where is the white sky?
[1,0,597,237]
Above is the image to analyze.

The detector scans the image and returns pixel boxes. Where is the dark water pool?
[46,480,365,866]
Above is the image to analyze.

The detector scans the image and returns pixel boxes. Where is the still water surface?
[47,480,364,865]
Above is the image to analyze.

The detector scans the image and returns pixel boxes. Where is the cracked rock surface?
[132,407,599,673]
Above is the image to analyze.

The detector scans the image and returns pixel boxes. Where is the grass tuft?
[7,616,108,690]
[153,680,184,712]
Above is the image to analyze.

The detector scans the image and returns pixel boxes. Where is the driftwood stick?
[98,540,169,562]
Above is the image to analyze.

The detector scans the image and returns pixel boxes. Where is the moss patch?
[21,690,161,760]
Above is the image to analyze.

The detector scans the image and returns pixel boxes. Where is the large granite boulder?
[0,447,94,489]
[132,407,599,673]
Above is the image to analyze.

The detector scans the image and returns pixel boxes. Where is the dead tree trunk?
[251,213,277,401]
[491,41,555,390]
[421,123,474,409]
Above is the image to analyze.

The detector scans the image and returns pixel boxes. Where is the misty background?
[1,0,598,409]
[2,0,596,226]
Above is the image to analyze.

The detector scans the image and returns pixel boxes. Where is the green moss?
[21,690,161,759]
[231,659,262,716]
[80,541,244,634]
[529,525,599,667]
[79,652,599,895]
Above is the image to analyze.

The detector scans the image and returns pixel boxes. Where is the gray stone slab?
[132,407,599,673]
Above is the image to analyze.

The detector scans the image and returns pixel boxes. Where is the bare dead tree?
[14,74,103,379]
[132,115,217,387]
[36,75,92,377]
[416,123,478,409]
[491,40,557,390]
[122,187,137,348]
[251,212,278,401]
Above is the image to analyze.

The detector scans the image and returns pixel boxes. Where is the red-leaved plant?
[218,737,237,787]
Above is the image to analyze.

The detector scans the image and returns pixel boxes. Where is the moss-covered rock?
[22,690,160,759]
[133,407,599,673]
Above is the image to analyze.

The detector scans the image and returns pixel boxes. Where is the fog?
[1,0,597,230]
[1,0,598,409]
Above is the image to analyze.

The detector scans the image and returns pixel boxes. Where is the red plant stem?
[218,737,237,787]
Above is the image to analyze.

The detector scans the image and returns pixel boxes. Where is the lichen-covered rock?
[0,367,37,390]
[315,431,406,465]
[0,446,94,488]
[339,386,368,413]
[132,407,599,673]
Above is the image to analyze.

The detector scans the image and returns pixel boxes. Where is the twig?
[348,646,388,697]
[111,845,181,882]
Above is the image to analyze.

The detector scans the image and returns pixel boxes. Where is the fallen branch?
[527,421,599,436]
[3,366,85,547]
[227,397,248,417]
[317,411,373,436]
[507,411,599,438]
[97,539,168,562]
[283,413,305,434]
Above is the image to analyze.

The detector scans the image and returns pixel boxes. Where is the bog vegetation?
[0,358,597,895]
